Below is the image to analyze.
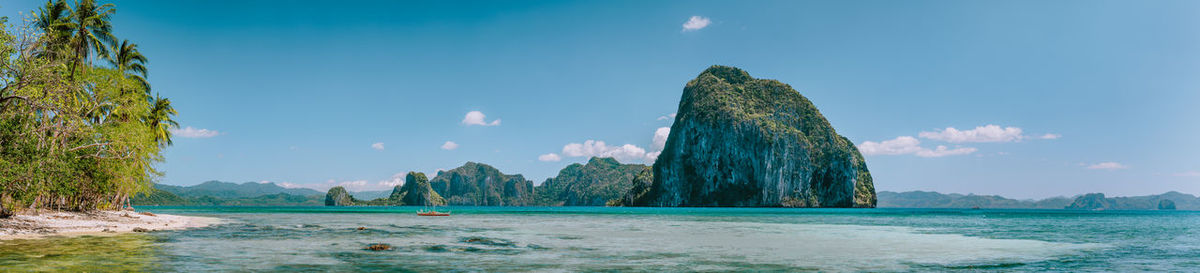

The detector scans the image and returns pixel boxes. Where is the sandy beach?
[0,210,219,240]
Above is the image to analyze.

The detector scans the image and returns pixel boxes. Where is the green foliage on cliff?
[430,162,534,206]
[1,1,176,216]
[398,172,446,206]
[325,186,357,206]
[612,168,655,206]
[535,157,647,206]
[634,65,875,207]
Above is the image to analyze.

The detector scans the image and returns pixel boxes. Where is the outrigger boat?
[417,209,450,216]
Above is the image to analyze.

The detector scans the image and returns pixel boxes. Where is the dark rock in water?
[1159,199,1177,210]
[132,227,149,232]
[1066,193,1116,210]
[399,172,447,206]
[357,227,367,230]
[625,65,875,207]
[430,162,534,206]
[365,243,392,251]
[536,157,648,206]
[460,236,517,247]
[325,186,356,206]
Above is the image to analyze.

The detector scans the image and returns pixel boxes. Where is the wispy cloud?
[919,125,1024,143]
[859,136,976,157]
[170,126,220,138]
[1174,171,1200,177]
[1039,133,1061,140]
[1086,162,1128,170]
[538,153,561,162]
[657,113,676,121]
[371,142,385,150]
[682,16,711,32]
[441,141,459,150]
[462,111,501,126]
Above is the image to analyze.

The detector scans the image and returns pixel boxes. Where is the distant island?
[134,161,1198,211]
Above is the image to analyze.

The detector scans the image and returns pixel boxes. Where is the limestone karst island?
[1,0,1197,272]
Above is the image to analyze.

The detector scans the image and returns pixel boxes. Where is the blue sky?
[3,0,1198,198]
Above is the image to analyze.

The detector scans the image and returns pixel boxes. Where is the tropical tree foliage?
[0,0,175,216]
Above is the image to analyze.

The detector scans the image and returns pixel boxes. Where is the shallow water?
[1,207,1196,272]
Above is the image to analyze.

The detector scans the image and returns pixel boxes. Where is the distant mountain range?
[133,181,376,206]
[155,181,323,198]
[879,191,1198,210]
[133,179,1198,211]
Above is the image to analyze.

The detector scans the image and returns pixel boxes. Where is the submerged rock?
[365,243,392,251]
[626,65,875,207]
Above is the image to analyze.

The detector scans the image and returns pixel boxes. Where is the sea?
[0,207,1196,272]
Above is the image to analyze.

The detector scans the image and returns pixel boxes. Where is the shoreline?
[0,210,220,240]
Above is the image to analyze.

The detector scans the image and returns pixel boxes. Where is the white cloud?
[657,113,677,121]
[441,141,459,150]
[462,111,501,126]
[371,142,385,150]
[1174,171,1200,177]
[859,136,976,157]
[644,151,662,162]
[916,145,978,157]
[277,179,374,191]
[548,126,671,164]
[562,140,648,163]
[1086,162,1128,170]
[538,153,561,162]
[1039,133,1061,140]
[918,125,1024,143]
[170,126,220,138]
[652,127,670,150]
[379,173,405,187]
[682,16,711,31]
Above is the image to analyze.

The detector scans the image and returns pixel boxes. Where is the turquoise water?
[1,207,1197,272]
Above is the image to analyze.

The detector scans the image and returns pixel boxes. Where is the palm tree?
[34,0,72,59]
[109,39,149,93]
[146,95,178,147]
[66,0,116,77]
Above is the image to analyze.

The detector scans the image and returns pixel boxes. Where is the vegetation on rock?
[398,172,446,206]
[429,162,534,206]
[325,187,356,206]
[623,65,875,207]
[535,157,647,206]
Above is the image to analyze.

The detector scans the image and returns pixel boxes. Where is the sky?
[2,0,1198,199]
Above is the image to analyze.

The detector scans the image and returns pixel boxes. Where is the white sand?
[0,210,220,240]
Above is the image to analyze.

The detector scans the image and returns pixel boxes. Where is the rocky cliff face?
[399,172,447,206]
[626,65,875,207]
[429,162,534,206]
[535,157,648,206]
[325,186,356,206]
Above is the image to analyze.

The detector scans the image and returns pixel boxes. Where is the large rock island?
[624,65,875,207]
[324,171,445,206]
[534,157,649,206]
[430,162,535,206]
